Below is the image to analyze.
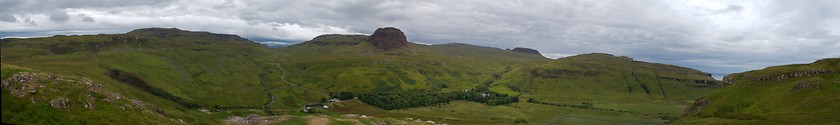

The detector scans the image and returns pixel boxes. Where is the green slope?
[279,34,722,124]
[677,58,840,124]
[493,53,721,116]
[2,64,179,124]
[275,35,549,93]
[2,28,726,124]
[0,28,321,124]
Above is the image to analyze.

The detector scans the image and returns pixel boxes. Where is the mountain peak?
[367,27,411,50]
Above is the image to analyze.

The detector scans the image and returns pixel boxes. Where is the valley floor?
[329,100,682,125]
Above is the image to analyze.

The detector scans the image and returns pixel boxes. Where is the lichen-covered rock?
[791,81,821,92]
[50,97,71,110]
[1,72,44,97]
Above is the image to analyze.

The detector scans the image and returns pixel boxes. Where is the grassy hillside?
[0,28,321,124]
[677,58,840,124]
[275,35,549,93]
[1,64,179,124]
[492,53,721,116]
[278,35,722,124]
[2,28,725,124]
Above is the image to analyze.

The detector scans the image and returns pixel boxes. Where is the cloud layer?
[2,0,838,74]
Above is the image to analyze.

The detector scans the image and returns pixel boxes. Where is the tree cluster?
[330,92,356,100]
[357,88,519,110]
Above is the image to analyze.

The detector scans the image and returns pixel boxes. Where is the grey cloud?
[1,0,173,13]
[82,17,94,22]
[49,11,70,23]
[23,17,36,26]
[717,5,743,13]
[0,14,16,22]
[78,14,94,22]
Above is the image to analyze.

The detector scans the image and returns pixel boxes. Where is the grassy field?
[331,99,673,125]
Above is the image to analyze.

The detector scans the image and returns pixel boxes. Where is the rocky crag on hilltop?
[509,47,542,55]
[367,27,412,50]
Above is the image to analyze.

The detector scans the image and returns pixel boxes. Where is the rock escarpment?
[128,28,250,42]
[510,47,542,55]
[304,34,366,46]
[723,69,836,84]
[367,27,412,50]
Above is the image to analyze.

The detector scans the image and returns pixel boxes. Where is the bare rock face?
[368,27,411,50]
[511,47,542,55]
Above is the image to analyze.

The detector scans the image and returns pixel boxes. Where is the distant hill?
[483,53,721,119]
[677,58,840,124]
[495,53,720,101]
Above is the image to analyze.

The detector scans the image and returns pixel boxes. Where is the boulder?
[50,97,71,110]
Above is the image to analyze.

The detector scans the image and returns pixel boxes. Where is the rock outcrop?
[128,28,249,41]
[723,69,835,84]
[1,69,177,122]
[50,97,71,110]
[367,27,411,50]
[305,34,367,46]
[659,76,721,87]
[791,81,821,92]
[128,28,186,37]
[683,97,709,116]
[510,47,542,55]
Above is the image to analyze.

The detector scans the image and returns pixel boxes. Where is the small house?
[302,103,329,112]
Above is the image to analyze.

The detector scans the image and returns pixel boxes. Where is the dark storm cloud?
[1,0,838,75]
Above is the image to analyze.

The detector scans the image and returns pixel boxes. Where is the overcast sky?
[1,0,838,76]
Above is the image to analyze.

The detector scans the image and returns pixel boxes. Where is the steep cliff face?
[367,27,412,50]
